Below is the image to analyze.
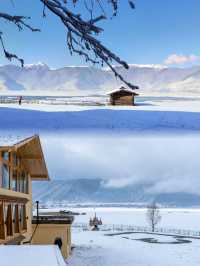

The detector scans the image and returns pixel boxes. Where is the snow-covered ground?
[68,228,200,266]
[2,97,200,133]
[65,207,200,266]
[2,96,200,112]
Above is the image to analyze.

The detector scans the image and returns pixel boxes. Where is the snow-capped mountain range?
[1,63,200,95]
[32,179,200,207]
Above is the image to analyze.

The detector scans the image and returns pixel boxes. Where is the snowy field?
[2,95,200,112]
[65,207,200,266]
[2,96,200,133]
[68,230,200,266]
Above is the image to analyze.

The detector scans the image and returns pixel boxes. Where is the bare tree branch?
[0,12,40,32]
[0,31,24,66]
[41,0,138,89]
[0,0,138,90]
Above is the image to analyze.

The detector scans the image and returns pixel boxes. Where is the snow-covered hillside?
[32,179,200,207]
[1,63,200,95]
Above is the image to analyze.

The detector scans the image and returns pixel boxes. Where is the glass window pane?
[19,171,26,193]
[24,173,28,194]
[2,151,9,161]
[2,165,9,189]
[12,170,18,192]
[13,153,18,167]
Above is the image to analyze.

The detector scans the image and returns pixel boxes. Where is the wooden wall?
[110,91,135,106]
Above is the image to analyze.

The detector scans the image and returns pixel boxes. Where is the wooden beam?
[0,196,29,204]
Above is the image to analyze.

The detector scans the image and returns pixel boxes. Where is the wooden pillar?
[6,204,13,236]
[0,201,5,239]
[0,152,2,188]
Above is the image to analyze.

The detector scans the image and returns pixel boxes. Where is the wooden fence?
[72,222,200,238]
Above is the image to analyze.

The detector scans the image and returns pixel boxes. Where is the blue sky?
[0,0,200,68]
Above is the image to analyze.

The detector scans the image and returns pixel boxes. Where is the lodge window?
[19,172,24,193]
[18,172,28,194]
[12,170,18,192]
[2,151,9,161]
[2,164,10,189]
[13,153,18,167]
[11,170,28,194]
[24,173,28,194]
[0,152,29,194]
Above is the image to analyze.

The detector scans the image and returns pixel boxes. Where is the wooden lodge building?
[0,135,73,259]
[107,86,139,106]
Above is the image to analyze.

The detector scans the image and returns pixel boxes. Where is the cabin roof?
[0,135,49,181]
[0,135,29,147]
[106,86,139,95]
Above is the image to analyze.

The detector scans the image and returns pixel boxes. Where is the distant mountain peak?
[24,62,49,70]
[128,64,168,69]
[0,63,200,95]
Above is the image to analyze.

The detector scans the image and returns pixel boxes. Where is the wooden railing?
[0,201,27,243]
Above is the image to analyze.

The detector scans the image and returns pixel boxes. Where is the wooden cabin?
[107,86,139,106]
[0,135,73,259]
[0,135,49,245]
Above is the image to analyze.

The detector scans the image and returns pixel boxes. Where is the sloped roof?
[0,135,49,181]
[106,86,139,95]
[0,135,29,147]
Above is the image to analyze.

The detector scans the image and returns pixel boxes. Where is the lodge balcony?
[0,194,29,244]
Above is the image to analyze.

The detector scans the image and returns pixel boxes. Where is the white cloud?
[102,178,135,189]
[164,54,200,65]
[42,134,200,196]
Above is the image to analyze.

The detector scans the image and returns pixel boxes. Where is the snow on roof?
[106,87,139,95]
[0,135,32,147]
[0,245,66,266]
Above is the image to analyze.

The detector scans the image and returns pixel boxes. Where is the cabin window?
[13,153,18,167]
[2,164,10,189]
[18,171,24,193]
[24,173,28,194]
[0,202,5,239]
[12,170,18,192]
[14,205,20,234]
[6,204,13,236]
[18,172,28,194]
[2,151,9,161]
